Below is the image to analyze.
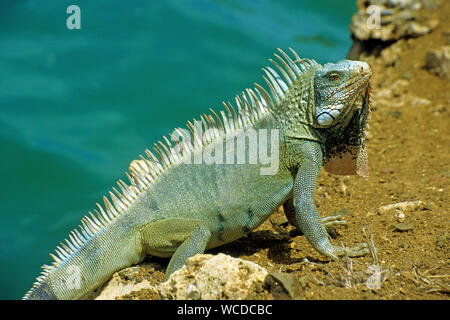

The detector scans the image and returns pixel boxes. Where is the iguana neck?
[316,85,371,162]
[271,64,322,143]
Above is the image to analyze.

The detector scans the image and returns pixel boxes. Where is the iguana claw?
[320,214,348,227]
[321,242,370,261]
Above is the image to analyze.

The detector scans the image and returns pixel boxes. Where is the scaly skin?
[23,48,372,300]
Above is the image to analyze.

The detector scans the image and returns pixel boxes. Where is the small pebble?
[394,222,414,231]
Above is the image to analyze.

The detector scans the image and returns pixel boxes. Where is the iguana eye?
[329,73,339,81]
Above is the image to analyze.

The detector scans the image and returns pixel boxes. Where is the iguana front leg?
[290,143,369,260]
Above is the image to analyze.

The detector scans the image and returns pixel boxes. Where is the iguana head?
[314,60,371,128]
[254,50,372,177]
[208,48,372,177]
[313,60,372,177]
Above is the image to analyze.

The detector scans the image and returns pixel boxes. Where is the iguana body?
[24,48,372,300]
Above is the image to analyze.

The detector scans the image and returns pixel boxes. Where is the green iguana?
[23,48,372,300]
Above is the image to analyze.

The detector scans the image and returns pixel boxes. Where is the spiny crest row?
[130,48,317,177]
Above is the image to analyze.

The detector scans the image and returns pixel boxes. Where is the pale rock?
[391,79,410,97]
[425,46,450,79]
[350,0,438,42]
[409,97,432,107]
[377,200,426,215]
[158,253,269,300]
[92,264,159,300]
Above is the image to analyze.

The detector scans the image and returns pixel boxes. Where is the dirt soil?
[108,1,449,300]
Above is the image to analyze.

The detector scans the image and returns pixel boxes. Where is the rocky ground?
[90,0,449,300]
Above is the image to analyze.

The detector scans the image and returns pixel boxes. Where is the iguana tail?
[23,185,146,300]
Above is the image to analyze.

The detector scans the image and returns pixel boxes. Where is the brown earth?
[100,0,449,300]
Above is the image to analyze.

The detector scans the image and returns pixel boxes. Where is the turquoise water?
[0,0,356,299]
